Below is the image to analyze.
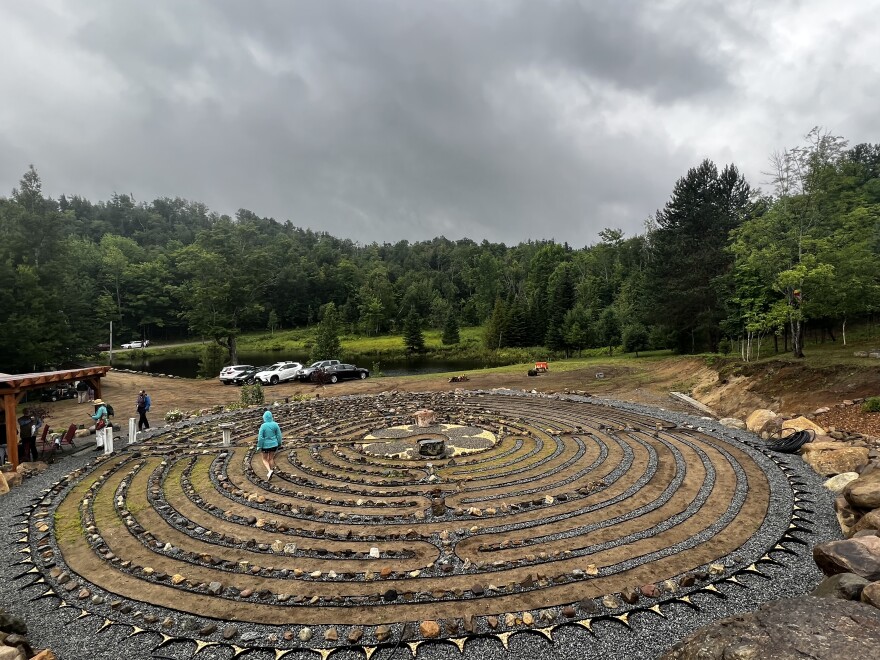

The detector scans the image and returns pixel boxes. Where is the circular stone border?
[3,389,841,660]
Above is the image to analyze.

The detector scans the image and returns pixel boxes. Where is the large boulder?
[852,509,880,535]
[812,573,869,600]
[825,472,861,494]
[660,596,880,660]
[813,536,880,581]
[863,582,880,608]
[746,409,778,434]
[802,446,870,477]
[0,471,9,496]
[719,417,746,430]
[845,471,880,510]
[782,416,827,435]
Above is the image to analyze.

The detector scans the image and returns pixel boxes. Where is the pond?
[109,350,492,379]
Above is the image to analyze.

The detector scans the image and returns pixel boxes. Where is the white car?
[219,364,255,385]
[121,340,150,349]
[255,361,303,385]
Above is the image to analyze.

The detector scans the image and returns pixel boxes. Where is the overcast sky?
[1,1,877,246]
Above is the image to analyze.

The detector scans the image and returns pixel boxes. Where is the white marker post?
[128,418,137,444]
[219,423,234,447]
[103,427,113,455]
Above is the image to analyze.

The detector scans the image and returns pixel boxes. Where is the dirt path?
[29,357,880,439]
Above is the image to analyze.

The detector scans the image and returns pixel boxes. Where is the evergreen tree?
[622,323,650,357]
[484,299,507,349]
[441,311,460,345]
[403,307,426,353]
[597,307,621,356]
[645,160,751,353]
[311,302,342,361]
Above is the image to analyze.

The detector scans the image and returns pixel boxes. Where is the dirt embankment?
[695,360,880,418]
[30,358,880,440]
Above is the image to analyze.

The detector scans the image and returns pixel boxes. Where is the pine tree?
[311,302,342,361]
[403,308,426,353]
[441,312,460,345]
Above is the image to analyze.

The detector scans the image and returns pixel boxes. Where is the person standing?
[17,409,38,462]
[76,380,88,404]
[256,410,282,480]
[136,390,151,431]
[91,399,109,450]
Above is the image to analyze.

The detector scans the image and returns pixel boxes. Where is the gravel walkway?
[0,394,841,660]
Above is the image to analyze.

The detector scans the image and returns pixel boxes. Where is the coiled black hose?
[767,428,815,453]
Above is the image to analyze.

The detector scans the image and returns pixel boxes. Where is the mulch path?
[814,405,880,437]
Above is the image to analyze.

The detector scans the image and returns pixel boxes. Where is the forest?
[1,129,878,374]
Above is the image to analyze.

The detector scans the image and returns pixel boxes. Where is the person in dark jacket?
[76,380,89,404]
[256,409,282,480]
[18,409,39,462]
[136,390,151,431]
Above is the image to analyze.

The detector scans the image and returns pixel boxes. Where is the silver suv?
[295,359,340,381]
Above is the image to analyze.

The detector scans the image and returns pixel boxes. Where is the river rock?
[811,573,869,600]
[783,416,826,435]
[746,409,777,434]
[660,596,880,660]
[419,620,440,638]
[802,446,870,477]
[853,509,880,535]
[863,582,880,608]
[845,472,880,510]
[813,536,880,580]
[824,472,860,494]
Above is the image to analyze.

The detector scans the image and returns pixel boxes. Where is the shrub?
[240,382,265,406]
[372,361,384,378]
[164,409,185,423]
[863,397,880,413]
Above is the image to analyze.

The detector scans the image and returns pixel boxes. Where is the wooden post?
[3,393,18,469]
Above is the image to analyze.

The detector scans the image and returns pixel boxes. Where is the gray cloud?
[0,0,878,246]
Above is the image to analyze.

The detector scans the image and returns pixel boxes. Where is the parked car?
[229,365,273,386]
[121,339,151,349]
[39,385,78,402]
[219,364,255,385]
[315,363,370,384]
[296,359,341,381]
[255,361,303,385]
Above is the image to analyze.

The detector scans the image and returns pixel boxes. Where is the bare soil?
[30,357,880,440]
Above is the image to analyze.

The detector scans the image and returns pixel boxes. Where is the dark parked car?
[296,359,340,381]
[229,365,273,385]
[314,363,369,384]
[39,385,77,402]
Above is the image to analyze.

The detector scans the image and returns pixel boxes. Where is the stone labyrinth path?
[16,390,824,659]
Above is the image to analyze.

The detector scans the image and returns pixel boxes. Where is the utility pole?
[109,321,113,362]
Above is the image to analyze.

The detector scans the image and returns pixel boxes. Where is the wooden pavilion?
[1,366,111,469]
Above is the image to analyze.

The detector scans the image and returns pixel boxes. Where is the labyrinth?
[14,390,827,659]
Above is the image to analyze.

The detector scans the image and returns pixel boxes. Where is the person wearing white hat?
[91,399,109,450]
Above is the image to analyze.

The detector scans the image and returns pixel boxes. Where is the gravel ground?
[0,393,841,660]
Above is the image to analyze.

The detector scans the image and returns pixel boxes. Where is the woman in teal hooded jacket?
[256,409,282,480]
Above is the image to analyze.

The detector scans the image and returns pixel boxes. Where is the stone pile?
[0,608,55,659]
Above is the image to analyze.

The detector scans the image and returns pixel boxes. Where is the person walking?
[256,410,282,480]
[76,380,89,404]
[136,390,151,431]
[91,399,110,450]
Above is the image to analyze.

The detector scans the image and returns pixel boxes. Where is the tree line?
[1,128,878,372]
